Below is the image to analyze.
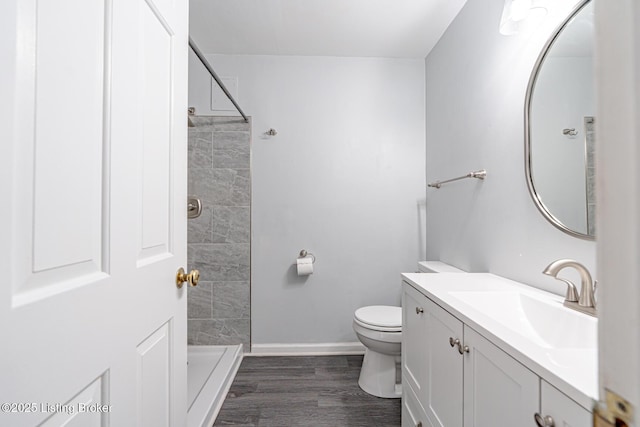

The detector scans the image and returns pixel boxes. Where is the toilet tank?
[417,261,465,273]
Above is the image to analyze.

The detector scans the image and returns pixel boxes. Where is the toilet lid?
[354,306,402,329]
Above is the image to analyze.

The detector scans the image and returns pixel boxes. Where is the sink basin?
[448,291,597,350]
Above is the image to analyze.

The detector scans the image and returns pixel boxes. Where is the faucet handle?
[556,278,579,303]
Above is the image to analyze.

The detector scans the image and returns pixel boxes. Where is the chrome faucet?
[543,259,596,316]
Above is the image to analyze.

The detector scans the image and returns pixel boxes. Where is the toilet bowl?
[353,305,402,398]
[353,261,464,398]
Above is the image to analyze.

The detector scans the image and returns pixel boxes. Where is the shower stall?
[185,39,251,427]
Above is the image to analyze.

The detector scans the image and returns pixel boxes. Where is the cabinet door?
[402,283,430,402]
[463,327,539,427]
[402,283,464,427]
[424,297,464,427]
[539,380,591,427]
[402,381,428,427]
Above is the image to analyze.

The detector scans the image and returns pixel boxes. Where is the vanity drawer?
[402,379,427,427]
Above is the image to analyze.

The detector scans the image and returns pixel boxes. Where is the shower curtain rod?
[188,37,249,123]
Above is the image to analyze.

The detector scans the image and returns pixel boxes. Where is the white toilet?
[353,305,403,398]
[353,261,464,398]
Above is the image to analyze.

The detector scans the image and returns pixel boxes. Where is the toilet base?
[357,349,401,398]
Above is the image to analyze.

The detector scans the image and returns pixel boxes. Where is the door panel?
[137,322,172,427]
[40,375,108,427]
[0,0,188,424]
[31,0,107,272]
[463,327,539,427]
[11,0,110,305]
[138,0,174,264]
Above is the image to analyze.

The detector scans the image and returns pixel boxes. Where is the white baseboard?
[249,342,365,356]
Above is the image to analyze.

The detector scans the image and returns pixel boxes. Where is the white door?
[0,0,189,426]
[595,0,640,419]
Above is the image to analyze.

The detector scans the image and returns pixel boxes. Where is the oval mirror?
[525,0,595,240]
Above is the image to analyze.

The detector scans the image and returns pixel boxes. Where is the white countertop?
[401,272,598,411]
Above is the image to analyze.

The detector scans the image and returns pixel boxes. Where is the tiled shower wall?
[585,116,595,236]
[187,116,251,350]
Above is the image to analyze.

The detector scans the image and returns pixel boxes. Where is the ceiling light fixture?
[500,0,549,35]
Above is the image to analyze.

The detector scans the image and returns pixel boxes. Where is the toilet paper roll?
[296,257,314,276]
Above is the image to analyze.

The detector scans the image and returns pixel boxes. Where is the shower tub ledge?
[188,344,243,427]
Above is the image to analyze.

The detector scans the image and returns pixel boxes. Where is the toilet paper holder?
[298,250,316,263]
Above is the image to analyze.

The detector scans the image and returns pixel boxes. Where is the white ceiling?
[189,0,468,58]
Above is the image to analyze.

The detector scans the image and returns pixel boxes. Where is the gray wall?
[189,54,426,347]
[187,117,251,349]
[425,0,596,294]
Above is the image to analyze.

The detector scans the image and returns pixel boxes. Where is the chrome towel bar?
[428,169,487,189]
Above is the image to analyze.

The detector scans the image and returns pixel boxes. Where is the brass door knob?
[176,268,200,288]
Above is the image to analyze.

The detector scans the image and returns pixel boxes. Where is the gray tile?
[212,132,250,169]
[213,281,250,319]
[586,168,596,205]
[212,117,251,132]
[187,281,213,320]
[585,116,596,170]
[188,206,214,244]
[188,169,251,207]
[212,207,250,243]
[187,319,203,344]
[189,116,218,129]
[190,116,251,132]
[230,169,251,206]
[188,320,218,345]
[188,131,214,169]
[188,244,250,281]
[587,203,596,236]
[190,318,250,346]
[187,119,251,352]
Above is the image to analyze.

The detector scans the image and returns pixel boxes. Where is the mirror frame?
[524,0,594,241]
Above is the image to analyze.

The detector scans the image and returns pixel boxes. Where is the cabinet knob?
[416,422,422,427]
[534,413,555,427]
[449,337,469,354]
[416,307,424,314]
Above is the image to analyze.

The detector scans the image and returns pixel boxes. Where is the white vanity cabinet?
[402,283,463,427]
[463,327,539,426]
[538,381,592,427]
[401,280,592,427]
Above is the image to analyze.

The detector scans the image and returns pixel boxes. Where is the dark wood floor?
[213,355,401,426]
